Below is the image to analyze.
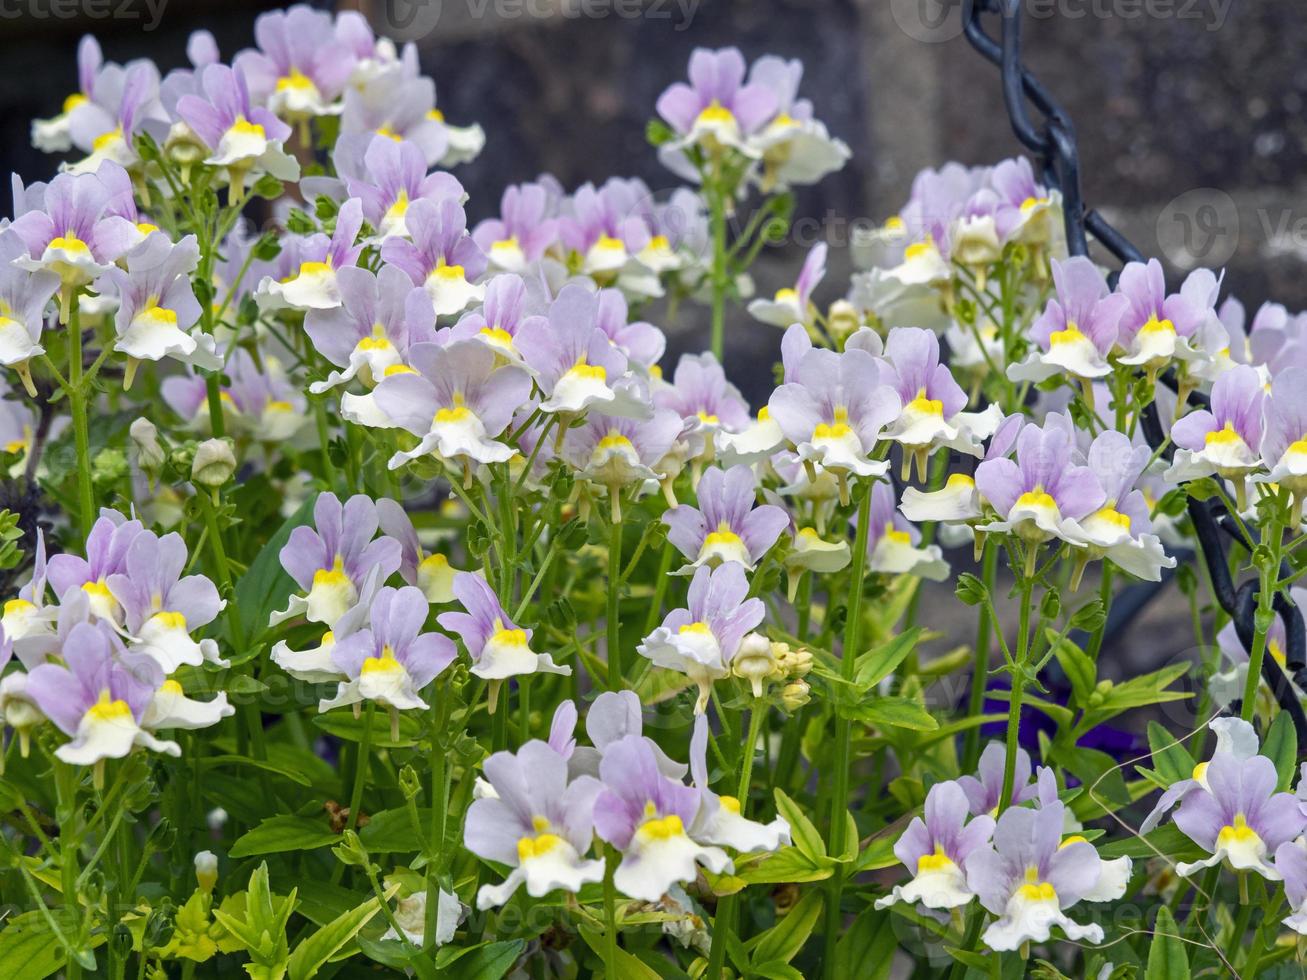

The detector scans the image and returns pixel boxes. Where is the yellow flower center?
[1216,813,1261,847]
[907,387,944,416]
[230,116,266,138]
[4,598,35,617]
[1015,487,1058,513]
[696,100,735,126]
[92,126,124,152]
[718,796,741,815]
[916,844,954,873]
[361,643,403,675]
[82,579,114,602]
[87,689,133,723]
[1091,506,1131,531]
[946,473,975,489]
[312,555,350,589]
[813,406,852,440]
[48,235,91,255]
[638,812,685,841]
[678,621,713,635]
[357,323,392,351]
[516,832,565,862]
[1050,323,1087,346]
[434,392,473,424]
[62,92,88,114]
[569,355,607,382]
[774,287,799,304]
[1015,865,1057,902]
[702,523,744,551]
[597,431,633,452]
[151,610,188,631]
[885,524,912,546]
[1205,423,1243,448]
[275,68,316,92]
[1141,313,1176,336]
[375,125,403,142]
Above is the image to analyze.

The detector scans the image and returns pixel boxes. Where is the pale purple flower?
[0,229,59,395]
[768,346,902,488]
[1275,841,1307,934]
[465,740,604,909]
[382,197,486,316]
[744,56,850,191]
[65,59,165,175]
[32,35,103,153]
[338,58,453,167]
[1257,365,1307,497]
[747,243,827,327]
[593,733,731,901]
[374,340,531,468]
[975,413,1105,548]
[273,492,402,628]
[687,713,790,853]
[1167,363,1265,482]
[988,156,1059,244]
[25,620,179,765]
[375,497,460,604]
[1008,256,1128,386]
[1139,717,1259,834]
[270,565,382,685]
[233,5,354,119]
[305,264,436,393]
[320,585,456,713]
[1173,750,1305,879]
[655,352,750,437]
[345,134,463,241]
[256,198,363,311]
[573,689,687,780]
[515,284,647,418]
[558,181,652,283]
[957,742,1040,816]
[1219,297,1307,372]
[473,182,560,272]
[965,801,1105,951]
[876,779,994,911]
[47,511,146,625]
[636,562,765,713]
[560,408,685,508]
[594,287,665,369]
[107,530,225,672]
[438,572,569,682]
[1115,258,1222,370]
[663,464,788,572]
[445,273,546,364]
[857,481,949,581]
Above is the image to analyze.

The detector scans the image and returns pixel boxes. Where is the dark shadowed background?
[0,0,1296,731]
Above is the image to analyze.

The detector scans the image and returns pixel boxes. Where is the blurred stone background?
[0,0,1295,726]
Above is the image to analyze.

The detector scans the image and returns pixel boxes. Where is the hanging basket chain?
[962,0,1307,745]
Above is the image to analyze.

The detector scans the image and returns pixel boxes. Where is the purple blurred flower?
[957,742,1040,816]
[382,198,486,317]
[345,134,463,241]
[655,352,750,439]
[47,511,146,625]
[560,408,685,511]
[473,182,559,273]
[234,5,354,119]
[747,243,827,328]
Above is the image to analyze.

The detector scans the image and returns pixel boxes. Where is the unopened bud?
[732,632,778,698]
[92,448,128,487]
[130,417,166,473]
[774,643,813,679]
[194,850,218,893]
[827,299,860,341]
[781,679,811,712]
[191,438,236,488]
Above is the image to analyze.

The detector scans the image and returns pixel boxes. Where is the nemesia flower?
[1114,258,1221,373]
[768,345,901,496]
[782,524,851,599]
[636,562,765,713]
[662,464,788,573]
[747,243,826,328]
[108,531,226,672]
[574,690,688,781]
[593,733,731,901]
[234,5,353,120]
[1139,716,1259,833]
[558,182,657,293]
[1172,750,1305,879]
[560,408,685,516]
[1006,256,1127,396]
[3,530,57,657]
[47,511,146,624]
[745,56,850,191]
[380,890,464,948]
[1061,429,1174,584]
[270,566,381,684]
[880,326,1001,478]
[338,64,448,167]
[345,134,463,241]
[958,742,1040,816]
[0,229,59,396]
[437,572,570,682]
[382,197,486,317]
[1255,365,1307,512]
[687,714,790,852]
[655,47,777,180]
[32,35,102,153]
[305,264,436,392]
[975,413,1105,557]
[65,60,163,176]
[875,780,994,911]
[445,273,544,365]
[857,481,949,581]
[98,233,221,386]
[899,413,1023,532]
[140,676,235,732]
[654,352,751,443]
[594,287,666,370]
[376,498,460,604]
[273,492,402,627]
[515,284,648,418]
[319,585,456,714]
[175,64,300,199]
[256,198,363,311]
[374,340,531,469]
[464,739,604,909]
[1274,840,1307,934]
[1209,609,1297,710]
[1166,364,1265,486]
[472,182,559,273]
[25,621,180,766]
[965,801,1106,951]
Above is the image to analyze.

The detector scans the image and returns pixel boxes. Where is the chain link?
[963,0,1307,745]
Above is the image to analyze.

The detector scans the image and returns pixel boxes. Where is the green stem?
[606,517,623,690]
[1242,513,1284,721]
[738,698,767,809]
[602,844,621,976]
[424,698,451,952]
[66,296,94,541]
[821,481,873,979]
[1086,564,1112,660]
[999,566,1037,815]
[55,761,85,978]
[204,373,226,439]
[962,543,998,771]
[708,182,729,364]
[643,540,674,635]
[332,702,376,885]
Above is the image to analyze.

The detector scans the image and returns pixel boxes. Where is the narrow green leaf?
[287,892,387,980]
[1264,710,1297,792]
[1145,906,1187,980]
[1048,632,1096,705]
[736,846,834,884]
[836,906,896,980]
[773,790,825,861]
[852,696,939,732]
[854,628,922,690]
[749,889,822,965]
[1145,721,1195,786]
[230,815,339,859]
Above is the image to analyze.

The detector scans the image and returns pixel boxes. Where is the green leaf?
[835,906,896,980]
[1146,721,1195,785]
[1099,824,1200,861]
[233,492,318,643]
[773,790,825,861]
[736,846,834,885]
[1264,710,1298,792]
[1087,663,1191,723]
[749,889,822,965]
[751,963,806,980]
[359,807,430,853]
[854,628,922,690]
[1048,632,1096,706]
[0,912,68,980]
[851,834,899,874]
[849,696,939,731]
[197,754,311,786]
[313,708,421,748]
[577,926,659,979]
[1145,906,1187,980]
[287,892,388,980]
[230,815,339,859]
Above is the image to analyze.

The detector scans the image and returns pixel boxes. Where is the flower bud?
[92,448,129,487]
[191,438,236,488]
[194,850,218,893]
[774,642,813,679]
[827,299,860,341]
[732,632,778,698]
[130,417,166,473]
[781,679,811,712]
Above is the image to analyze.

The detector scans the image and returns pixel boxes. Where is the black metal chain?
[962,0,1307,745]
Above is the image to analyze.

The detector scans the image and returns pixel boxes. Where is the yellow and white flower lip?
[134,609,228,672]
[886,390,959,450]
[900,473,983,524]
[141,679,234,731]
[434,118,486,168]
[486,236,527,273]
[746,289,804,328]
[475,830,604,910]
[717,409,784,466]
[416,552,458,603]
[28,234,112,288]
[210,117,272,168]
[886,237,951,287]
[340,389,397,429]
[1177,813,1281,879]
[116,304,199,368]
[258,400,307,443]
[636,234,681,274]
[870,529,950,581]
[80,577,124,624]
[951,213,1001,267]
[585,431,655,488]
[424,264,484,317]
[684,523,753,571]
[692,794,791,854]
[381,889,465,948]
[271,629,345,684]
[582,234,631,276]
[391,398,515,468]
[2,596,56,650]
[983,487,1078,545]
[63,126,137,176]
[32,107,76,154]
[473,622,570,681]
[874,848,974,911]
[1079,853,1132,902]
[57,691,181,767]
[269,70,341,120]
[786,527,851,573]
[614,809,733,903]
[982,878,1103,952]
[540,360,618,415]
[1259,439,1307,495]
[304,556,359,626]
